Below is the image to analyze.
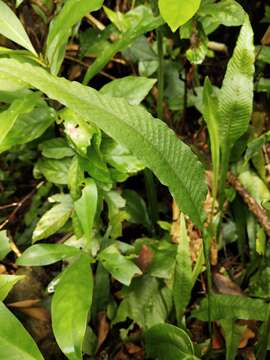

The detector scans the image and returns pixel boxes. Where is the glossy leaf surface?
[52,255,93,360]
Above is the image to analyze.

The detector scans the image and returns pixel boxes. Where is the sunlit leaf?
[0,0,37,55]
[98,244,142,286]
[0,302,44,359]
[52,254,93,360]
[145,323,199,360]
[17,244,81,266]
[158,0,201,32]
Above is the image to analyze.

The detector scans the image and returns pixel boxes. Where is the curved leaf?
[74,179,98,246]
[191,294,268,321]
[0,0,37,55]
[218,16,255,203]
[0,302,44,360]
[17,244,81,266]
[33,199,73,242]
[83,6,163,83]
[52,255,93,360]
[158,0,201,32]
[0,59,207,228]
[98,244,142,286]
[0,275,25,301]
[145,323,199,360]
[100,75,156,105]
[46,0,104,74]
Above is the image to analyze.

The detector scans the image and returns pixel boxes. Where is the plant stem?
[144,168,158,231]
[203,229,213,339]
[157,27,164,120]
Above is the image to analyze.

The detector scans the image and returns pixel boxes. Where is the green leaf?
[238,170,270,205]
[203,77,220,199]
[101,137,145,176]
[39,138,74,159]
[100,76,156,105]
[158,0,201,32]
[0,101,56,153]
[220,320,246,360]
[52,255,93,360]
[46,0,104,74]
[17,244,80,266]
[173,214,193,324]
[191,294,268,321]
[198,0,245,34]
[98,244,142,286]
[0,93,41,145]
[34,157,73,184]
[0,59,207,229]
[113,276,171,329]
[62,108,97,156]
[0,0,37,55]
[123,190,151,230]
[245,130,270,163]
[218,16,255,204]
[0,275,25,301]
[145,323,199,360]
[74,179,98,246]
[0,302,44,359]
[33,197,73,242]
[83,6,163,83]
[0,230,11,261]
[68,156,84,200]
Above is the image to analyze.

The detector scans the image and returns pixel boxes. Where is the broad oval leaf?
[33,199,73,242]
[158,0,201,32]
[0,93,41,145]
[46,0,104,74]
[0,0,37,55]
[0,102,56,154]
[17,244,81,266]
[98,244,142,286]
[52,254,93,360]
[100,76,156,105]
[191,294,268,321]
[0,302,44,360]
[145,323,199,360]
[113,276,171,329]
[0,59,207,228]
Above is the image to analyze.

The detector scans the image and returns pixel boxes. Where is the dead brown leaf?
[97,312,110,350]
[213,273,242,295]
[261,25,270,45]
[136,245,154,272]
[17,307,50,322]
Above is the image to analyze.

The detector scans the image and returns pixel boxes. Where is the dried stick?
[228,172,270,237]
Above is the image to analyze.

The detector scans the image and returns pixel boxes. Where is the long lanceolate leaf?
[83,6,163,84]
[46,0,104,74]
[52,255,93,360]
[0,59,207,228]
[219,16,255,205]
[0,0,37,55]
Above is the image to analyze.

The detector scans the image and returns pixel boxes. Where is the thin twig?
[65,55,116,80]
[84,14,105,31]
[0,202,19,210]
[0,181,44,231]
[228,172,270,237]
